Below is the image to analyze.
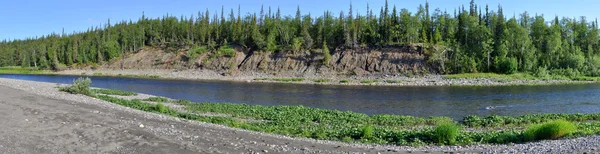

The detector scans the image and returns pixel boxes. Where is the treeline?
[2,0,600,76]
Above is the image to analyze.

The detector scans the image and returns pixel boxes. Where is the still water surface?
[2,74,600,119]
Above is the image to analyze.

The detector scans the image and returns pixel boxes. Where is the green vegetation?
[114,74,161,79]
[360,79,379,84]
[254,78,305,82]
[91,89,138,96]
[384,80,403,83]
[143,96,169,102]
[313,79,329,83]
[432,122,461,145]
[0,67,49,74]
[339,79,350,83]
[445,73,600,82]
[524,120,576,141]
[58,78,600,146]
[58,77,92,95]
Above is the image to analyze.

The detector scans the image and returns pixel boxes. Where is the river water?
[2,74,600,119]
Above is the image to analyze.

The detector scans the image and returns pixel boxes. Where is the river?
[2,74,600,119]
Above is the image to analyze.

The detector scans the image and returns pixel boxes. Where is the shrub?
[218,45,236,57]
[361,125,374,139]
[524,120,576,141]
[156,103,168,113]
[496,57,518,74]
[59,77,92,96]
[432,122,461,145]
[322,43,331,66]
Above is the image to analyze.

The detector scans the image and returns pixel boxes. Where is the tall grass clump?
[59,77,92,96]
[432,122,461,145]
[523,120,576,141]
[156,102,168,113]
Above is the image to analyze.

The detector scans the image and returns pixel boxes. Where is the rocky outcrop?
[106,44,438,77]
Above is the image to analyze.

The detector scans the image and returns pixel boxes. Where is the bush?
[496,57,518,74]
[156,103,168,113]
[361,125,374,139]
[524,120,576,141]
[59,77,92,96]
[218,45,236,57]
[432,122,461,145]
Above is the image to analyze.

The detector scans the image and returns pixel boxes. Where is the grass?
[56,78,600,146]
[432,122,461,145]
[254,78,305,82]
[0,67,50,74]
[91,89,137,96]
[143,96,169,102]
[339,79,350,83]
[360,79,379,84]
[384,79,403,83]
[445,72,600,82]
[523,120,576,141]
[313,79,329,83]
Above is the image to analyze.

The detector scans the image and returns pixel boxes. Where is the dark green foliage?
[432,122,461,145]
[91,89,137,96]
[496,57,518,74]
[524,120,576,141]
[59,77,92,95]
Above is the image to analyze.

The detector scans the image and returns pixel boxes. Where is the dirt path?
[0,82,409,153]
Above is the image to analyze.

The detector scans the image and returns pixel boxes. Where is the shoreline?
[51,68,597,87]
[0,78,599,153]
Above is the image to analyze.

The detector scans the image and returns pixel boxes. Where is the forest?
[2,0,600,77]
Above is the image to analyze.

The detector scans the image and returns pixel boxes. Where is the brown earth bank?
[55,45,593,86]
[100,45,435,77]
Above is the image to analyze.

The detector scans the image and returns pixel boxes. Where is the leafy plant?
[59,77,92,96]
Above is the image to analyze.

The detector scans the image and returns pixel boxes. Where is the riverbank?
[54,69,599,86]
[1,78,600,153]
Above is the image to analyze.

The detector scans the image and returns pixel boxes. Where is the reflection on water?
[2,74,600,119]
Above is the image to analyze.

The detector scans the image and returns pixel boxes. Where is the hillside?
[101,44,437,77]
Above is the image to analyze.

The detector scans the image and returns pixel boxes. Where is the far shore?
[49,68,598,86]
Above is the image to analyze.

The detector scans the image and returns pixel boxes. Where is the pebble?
[139,124,145,128]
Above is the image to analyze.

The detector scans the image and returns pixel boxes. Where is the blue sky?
[1,0,598,41]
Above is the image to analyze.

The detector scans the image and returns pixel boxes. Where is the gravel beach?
[57,69,593,86]
[0,78,599,153]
